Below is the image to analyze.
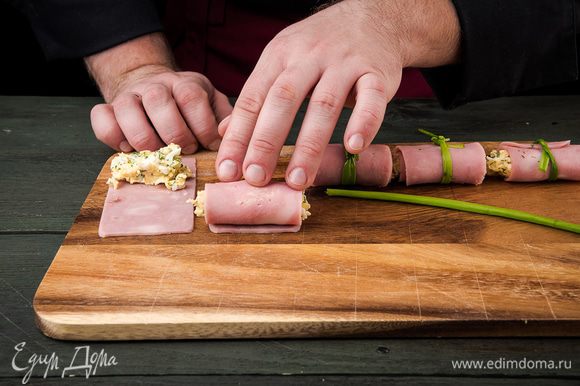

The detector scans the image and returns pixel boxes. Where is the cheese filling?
[107,143,193,191]
[190,191,311,221]
[486,149,512,177]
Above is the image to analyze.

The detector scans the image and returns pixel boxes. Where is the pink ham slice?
[98,157,196,237]
[204,180,303,234]
[396,142,486,185]
[313,144,392,187]
[498,140,580,181]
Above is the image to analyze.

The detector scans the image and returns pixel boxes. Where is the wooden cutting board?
[33,143,580,340]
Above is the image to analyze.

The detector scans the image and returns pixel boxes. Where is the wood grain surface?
[33,143,580,340]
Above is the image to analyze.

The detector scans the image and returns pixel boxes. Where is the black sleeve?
[422,0,579,109]
[12,0,163,59]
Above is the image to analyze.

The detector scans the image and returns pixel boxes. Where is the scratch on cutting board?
[299,261,321,275]
[149,266,169,313]
[412,263,422,320]
[215,296,223,312]
[354,257,358,320]
[522,239,557,320]
[406,206,414,244]
[465,243,489,320]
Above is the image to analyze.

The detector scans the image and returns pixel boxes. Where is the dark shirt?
[14,0,580,108]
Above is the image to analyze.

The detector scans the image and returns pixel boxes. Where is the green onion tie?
[535,139,559,181]
[341,150,359,185]
[418,129,464,184]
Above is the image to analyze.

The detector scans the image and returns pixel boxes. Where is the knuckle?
[164,131,191,147]
[235,93,263,116]
[264,35,287,54]
[251,136,278,155]
[142,84,170,106]
[297,137,325,159]
[310,92,341,116]
[224,132,249,153]
[192,124,215,142]
[363,74,388,96]
[358,107,382,127]
[174,83,207,107]
[130,132,156,150]
[112,93,137,110]
[271,82,298,105]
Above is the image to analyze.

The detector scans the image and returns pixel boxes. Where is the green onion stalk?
[326,189,580,234]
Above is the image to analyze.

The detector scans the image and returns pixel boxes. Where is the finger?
[90,103,132,152]
[286,69,355,189]
[112,92,164,151]
[141,83,199,154]
[217,114,231,137]
[242,64,321,186]
[173,81,219,151]
[343,72,389,154]
[212,89,234,123]
[215,55,283,182]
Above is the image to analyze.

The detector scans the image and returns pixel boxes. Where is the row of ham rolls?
[194,140,578,234]
[314,140,580,187]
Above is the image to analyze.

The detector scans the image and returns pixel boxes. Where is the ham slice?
[313,144,392,187]
[499,140,580,181]
[98,158,196,237]
[204,181,303,233]
[396,142,486,185]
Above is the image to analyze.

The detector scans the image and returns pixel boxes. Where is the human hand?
[86,33,232,154]
[215,0,459,189]
[91,66,232,154]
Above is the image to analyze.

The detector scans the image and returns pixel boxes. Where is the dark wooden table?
[0,96,579,385]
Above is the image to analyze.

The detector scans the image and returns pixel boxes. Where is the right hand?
[90,65,233,154]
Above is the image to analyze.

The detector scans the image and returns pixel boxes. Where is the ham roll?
[192,181,310,233]
[395,142,487,185]
[487,140,580,182]
[313,144,393,187]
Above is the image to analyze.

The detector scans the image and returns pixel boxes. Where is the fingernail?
[218,159,238,180]
[208,139,221,151]
[245,164,266,184]
[119,141,132,152]
[348,134,364,151]
[183,144,198,154]
[288,167,307,186]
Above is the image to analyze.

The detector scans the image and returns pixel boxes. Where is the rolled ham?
[313,144,392,187]
[498,140,580,182]
[202,181,306,233]
[396,142,486,185]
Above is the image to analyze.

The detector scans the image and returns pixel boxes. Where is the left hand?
[215,0,460,190]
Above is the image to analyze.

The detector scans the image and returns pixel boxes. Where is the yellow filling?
[486,149,512,177]
[107,143,192,191]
